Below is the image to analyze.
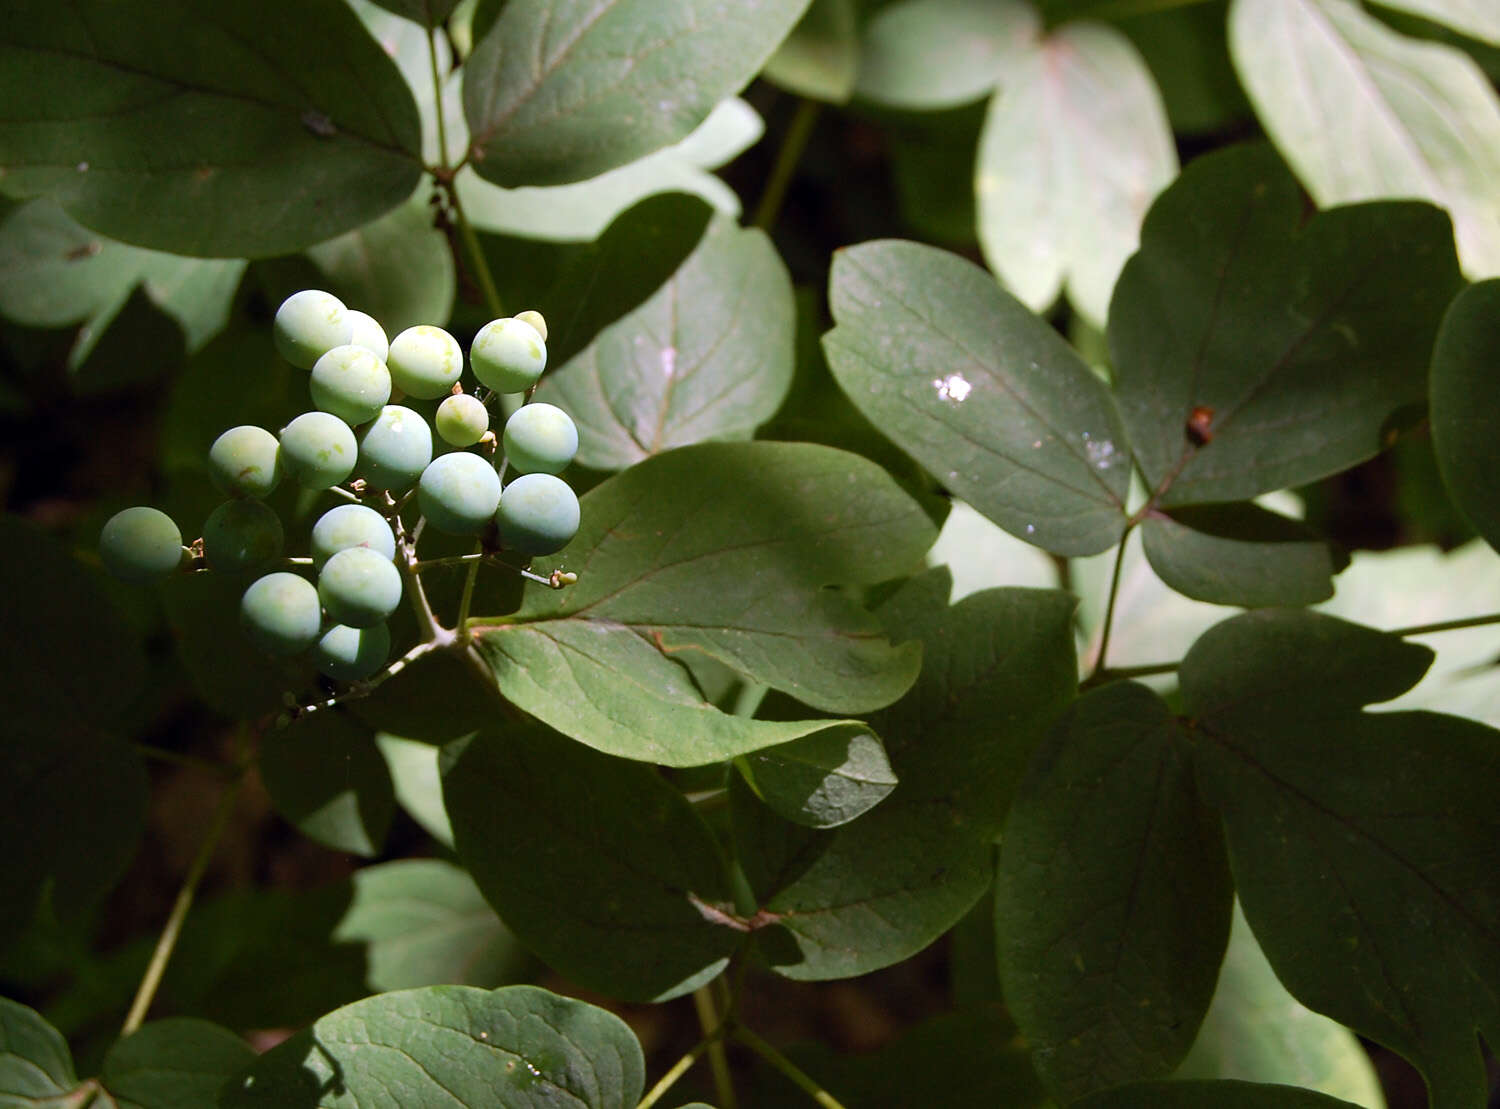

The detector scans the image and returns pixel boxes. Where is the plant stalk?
[732,1025,846,1109]
[693,983,738,1109]
[753,98,819,232]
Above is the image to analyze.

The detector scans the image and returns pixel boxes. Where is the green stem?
[450,185,503,318]
[456,540,482,641]
[732,1026,846,1109]
[427,27,451,170]
[636,1038,716,1109]
[694,984,738,1109]
[1087,661,1181,687]
[121,773,243,1035]
[1088,533,1131,679]
[753,98,820,232]
[1393,612,1500,638]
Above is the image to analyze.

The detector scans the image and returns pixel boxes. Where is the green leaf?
[737,726,898,829]
[1371,0,1500,46]
[0,0,423,257]
[763,0,860,103]
[537,218,795,470]
[1175,903,1386,1108]
[456,98,761,242]
[362,0,462,28]
[0,996,77,1104]
[374,734,455,846]
[306,192,456,333]
[101,1019,254,1109]
[1229,0,1500,278]
[0,199,244,358]
[443,728,740,1001]
[222,984,644,1107]
[975,21,1177,328]
[854,0,1039,109]
[346,0,465,166]
[260,713,395,858]
[1140,502,1338,607]
[462,0,813,187]
[1118,1,1252,135]
[823,239,1131,556]
[472,442,935,764]
[333,860,526,992]
[1430,278,1500,553]
[995,681,1232,1103]
[1181,609,1500,1108]
[1109,144,1463,507]
[1075,1080,1364,1109]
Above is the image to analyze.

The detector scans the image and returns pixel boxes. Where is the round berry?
[310,344,392,427]
[357,404,432,493]
[203,498,284,573]
[503,402,578,475]
[99,506,183,583]
[470,317,546,393]
[241,571,322,655]
[435,393,490,447]
[387,325,463,399]
[347,310,389,362]
[274,289,352,370]
[310,504,395,571]
[314,621,391,682]
[208,425,282,499]
[418,452,501,536]
[280,411,357,490]
[318,546,403,628]
[496,473,580,556]
[514,309,548,341]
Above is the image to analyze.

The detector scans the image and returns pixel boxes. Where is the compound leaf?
[1110,143,1462,507]
[0,996,77,1104]
[0,0,422,257]
[1181,609,1500,1109]
[996,681,1233,1103]
[538,217,794,470]
[463,0,812,187]
[854,0,1039,110]
[1430,278,1500,554]
[824,239,1131,556]
[443,728,740,1001]
[763,0,860,103]
[222,985,644,1108]
[101,1019,254,1109]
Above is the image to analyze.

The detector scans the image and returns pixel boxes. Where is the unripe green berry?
[280,411,357,489]
[418,452,501,535]
[274,289,352,370]
[310,344,392,427]
[435,393,490,447]
[203,498,284,573]
[470,317,546,393]
[318,546,403,629]
[99,506,183,583]
[514,310,548,341]
[241,571,322,655]
[387,325,464,399]
[496,472,580,556]
[357,404,432,493]
[314,621,391,682]
[208,425,283,499]
[310,504,395,570]
[503,402,578,475]
[347,310,389,362]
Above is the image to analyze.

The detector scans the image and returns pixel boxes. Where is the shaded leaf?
[222,985,644,1108]
[824,239,1131,556]
[1076,1079,1364,1109]
[538,218,794,469]
[101,1019,254,1109]
[1119,1,1251,135]
[737,727,897,829]
[1371,0,1500,46]
[1230,0,1500,277]
[764,0,860,102]
[976,21,1177,328]
[855,0,1039,109]
[1429,278,1500,553]
[996,681,1232,1103]
[1141,502,1338,607]
[885,103,984,246]
[443,728,740,1001]
[261,713,395,858]
[463,0,812,187]
[0,996,77,1104]
[1175,903,1386,1108]
[363,0,462,28]
[0,0,422,257]
[373,734,455,846]
[472,442,935,764]
[1181,609,1500,1108]
[1110,144,1462,507]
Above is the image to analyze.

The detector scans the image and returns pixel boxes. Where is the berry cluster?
[98,290,581,685]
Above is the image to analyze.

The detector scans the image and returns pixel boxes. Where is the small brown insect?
[1186,405,1216,446]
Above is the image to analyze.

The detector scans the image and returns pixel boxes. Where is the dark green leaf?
[1181,609,1500,1108]
[824,240,1131,556]
[1230,0,1500,277]
[1110,144,1463,506]
[854,0,1038,109]
[1141,502,1338,607]
[996,681,1232,1103]
[0,0,422,257]
[261,714,395,858]
[737,726,897,829]
[350,647,502,744]
[362,0,462,28]
[373,735,455,846]
[1118,1,1250,136]
[472,442,935,764]
[462,0,812,187]
[976,21,1177,328]
[1175,903,1386,1105]
[101,1019,253,1109]
[333,860,526,991]
[222,985,644,1108]
[0,996,77,1103]
[443,728,740,1001]
[1075,1079,1364,1109]
[538,218,794,469]
[763,0,859,102]
[1430,278,1500,552]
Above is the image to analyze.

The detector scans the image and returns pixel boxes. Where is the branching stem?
[732,1025,847,1109]
[694,984,738,1109]
[1088,531,1132,679]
